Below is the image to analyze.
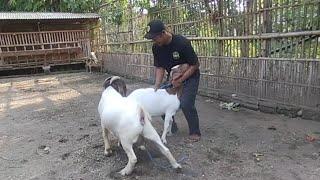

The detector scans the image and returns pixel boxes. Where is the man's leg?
[180,72,201,137]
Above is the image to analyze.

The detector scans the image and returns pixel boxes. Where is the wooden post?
[259,0,272,102]
[0,46,3,66]
[171,0,177,33]
[241,0,253,58]
[217,0,224,90]
[262,0,272,57]
[258,58,266,100]
[129,0,134,53]
[218,0,224,57]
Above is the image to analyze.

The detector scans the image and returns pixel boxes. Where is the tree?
[0,0,103,13]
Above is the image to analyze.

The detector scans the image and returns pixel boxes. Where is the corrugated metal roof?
[0,12,100,20]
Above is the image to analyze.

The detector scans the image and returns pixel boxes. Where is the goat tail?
[139,106,151,126]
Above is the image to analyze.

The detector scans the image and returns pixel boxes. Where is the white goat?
[85,52,99,73]
[128,64,189,144]
[98,76,181,175]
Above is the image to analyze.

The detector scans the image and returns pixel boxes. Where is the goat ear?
[105,77,112,83]
[103,77,112,88]
[118,80,127,97]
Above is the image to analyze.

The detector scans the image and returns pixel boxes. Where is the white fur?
[128,88,180,144]
[98,84,181,176]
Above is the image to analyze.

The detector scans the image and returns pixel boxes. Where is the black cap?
[144,19,165,39]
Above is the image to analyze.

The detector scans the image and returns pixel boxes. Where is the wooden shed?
[0,12,100,71]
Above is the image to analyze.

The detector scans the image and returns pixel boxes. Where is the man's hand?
[172,78,182,88]
[154,67,165,92]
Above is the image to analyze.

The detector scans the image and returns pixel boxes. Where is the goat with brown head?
[170,63,190,81]
[99,75,182,175]
[103,76,127,97]
[166,63,189,96]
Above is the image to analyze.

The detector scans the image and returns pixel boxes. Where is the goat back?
[99,92,144,135]
[128,88,180,116]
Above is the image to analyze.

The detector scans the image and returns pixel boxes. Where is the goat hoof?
[104,149,113,157]
[175,167,182,173]
[167,132,173,136]
[161,139,167,144]
[119,168,131,176]
[174,164,182,173]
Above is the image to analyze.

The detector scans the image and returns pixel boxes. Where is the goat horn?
[110,76,121,84]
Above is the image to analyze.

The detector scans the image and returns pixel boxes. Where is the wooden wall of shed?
[0,23,38,32]
[0,20,94,33]
[0,18,98,71]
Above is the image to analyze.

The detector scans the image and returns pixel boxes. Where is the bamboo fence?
[95,0,320,117]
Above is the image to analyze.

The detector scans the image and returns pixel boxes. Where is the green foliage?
[100,0,128,26]
[0,0,103,12]
[3,0,318,58]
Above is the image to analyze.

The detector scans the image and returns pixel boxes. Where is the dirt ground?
[0,72,319,180]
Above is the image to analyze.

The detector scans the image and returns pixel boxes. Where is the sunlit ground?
[0,75,91,111]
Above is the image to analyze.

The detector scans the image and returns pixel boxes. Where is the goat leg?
[161,114,174,144]
[88,63,92,74]
[143,122,182,170]
[118,139,137,175]
[102,128,112,156]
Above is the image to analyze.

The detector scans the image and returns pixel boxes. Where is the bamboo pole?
[103,30,320,46]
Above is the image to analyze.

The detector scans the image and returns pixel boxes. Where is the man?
[144,19,201,142]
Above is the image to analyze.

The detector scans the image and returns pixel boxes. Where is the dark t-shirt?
[152,34,198,74]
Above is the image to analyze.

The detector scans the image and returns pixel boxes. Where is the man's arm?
[172,38,200,86]
[179,61,199,82]
[172,61,199,87]
[154,67,165,91]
